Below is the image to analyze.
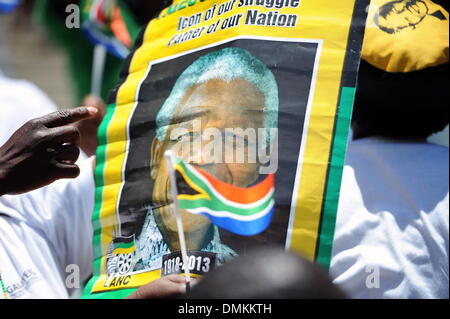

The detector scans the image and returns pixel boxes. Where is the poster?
[83,0,369,298]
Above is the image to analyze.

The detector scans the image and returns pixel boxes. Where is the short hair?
[156,47,279,148]
[185,246,347,299]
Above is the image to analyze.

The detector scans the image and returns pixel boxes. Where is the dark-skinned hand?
[126,275,197,299]
[73,95,106,157]
[0,107,97,196]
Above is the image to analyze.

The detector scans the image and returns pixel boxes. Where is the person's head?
[150,47,279,251]
[186,246,347,298]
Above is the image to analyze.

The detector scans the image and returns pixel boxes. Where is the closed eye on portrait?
[169,130,256,147]
[172,109,209,124]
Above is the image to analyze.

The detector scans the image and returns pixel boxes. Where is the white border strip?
[151,35,322,65]
[285,40,323,250]
[115,36,322,245]
[116,63,153,236]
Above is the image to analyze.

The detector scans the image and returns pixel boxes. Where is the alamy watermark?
[65,4,80,29]
[365,265,380,289]
[65,264,81,289]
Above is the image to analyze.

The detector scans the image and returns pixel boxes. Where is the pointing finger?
[38,107,98,128]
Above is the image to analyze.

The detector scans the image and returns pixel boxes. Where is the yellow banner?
[84,0,368,297]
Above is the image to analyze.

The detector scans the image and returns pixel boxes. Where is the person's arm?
[0,107,97,196]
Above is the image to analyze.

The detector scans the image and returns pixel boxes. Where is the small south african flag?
[173,157,275,236]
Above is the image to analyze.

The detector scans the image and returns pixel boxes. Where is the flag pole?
[164,150,191,293]
[91,44,107,97]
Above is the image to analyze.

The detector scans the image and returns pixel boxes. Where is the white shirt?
[331,137,449,299]
[0,158,95,299]
[0,77,94,299]
[0,77,58,146]
[0,76,88,160]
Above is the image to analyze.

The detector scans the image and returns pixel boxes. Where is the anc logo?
[104,235,136,287]
[374,0,447,34]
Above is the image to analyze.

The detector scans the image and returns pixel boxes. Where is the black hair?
[352,60,449,140]
[185,246,346,299]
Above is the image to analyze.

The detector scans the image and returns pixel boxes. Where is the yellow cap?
[362,0,449,72]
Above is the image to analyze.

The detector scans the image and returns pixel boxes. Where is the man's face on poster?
[150,78,268,251]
